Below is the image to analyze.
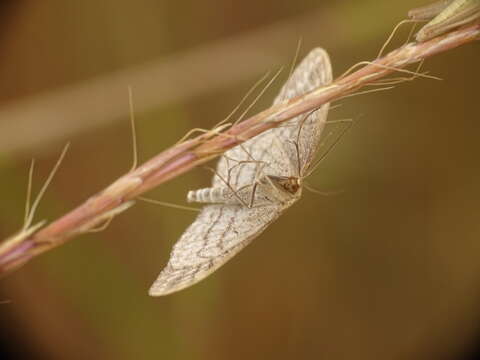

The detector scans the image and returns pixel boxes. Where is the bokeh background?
[0,0,479,359]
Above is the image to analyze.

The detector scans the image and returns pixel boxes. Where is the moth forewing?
[149,48,332,296]
[409,0,480,41]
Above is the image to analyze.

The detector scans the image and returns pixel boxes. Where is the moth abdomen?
[187,187,230,203]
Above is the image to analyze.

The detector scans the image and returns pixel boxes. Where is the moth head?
[265,175,301,195]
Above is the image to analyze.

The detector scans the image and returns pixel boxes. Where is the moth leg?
[224,157,268,185]
[192,151,269,206]
[217,154,270,208]
[189,156,269,207]
[248,183,258,208]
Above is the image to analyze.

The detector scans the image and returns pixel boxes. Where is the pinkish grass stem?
[1,23,479,276]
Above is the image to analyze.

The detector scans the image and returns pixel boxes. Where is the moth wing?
[149,202,284,296]
[271,47,332,176]
[213,47,332,188]
[150,48,332,296]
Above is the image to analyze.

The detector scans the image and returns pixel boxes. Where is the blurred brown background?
[0,0,480,359]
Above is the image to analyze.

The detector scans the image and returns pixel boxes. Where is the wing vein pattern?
[150,47,332,296]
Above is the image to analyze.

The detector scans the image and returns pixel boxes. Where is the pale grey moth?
[149,47,332,296]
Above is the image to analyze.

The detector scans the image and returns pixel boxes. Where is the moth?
[149,48,332,296]
[409,0,480,41]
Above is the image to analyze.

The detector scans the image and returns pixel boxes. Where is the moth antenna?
[287,139,302,177]
[290,109,318,177]
[295,110,317,146]
[325,119,354,125]
[138,197,200,212]
[128,86,138,172]
[305,120,353,178]
[304,183,344,196]
[25,143,70,230]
